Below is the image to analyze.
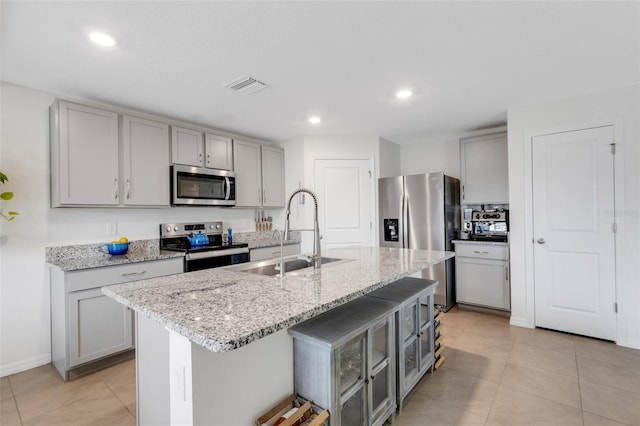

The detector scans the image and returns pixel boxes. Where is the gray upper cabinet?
[51,100,119,206]
[233,140,285,208]
[171,127,233,171]
[171,126,204,167]
[261,145,285,208]
[122,115,170,206]
[51,101,170,207]
[204,133,233,170]
[460,130,508,204]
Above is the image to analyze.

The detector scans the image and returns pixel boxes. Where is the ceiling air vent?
[224,75,267,94]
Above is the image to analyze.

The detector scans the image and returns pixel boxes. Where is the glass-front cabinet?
[289,297,398,426]
[368,277,438,410]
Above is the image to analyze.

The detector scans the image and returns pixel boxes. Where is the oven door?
[172,165,236,206]
[184,248,249,272]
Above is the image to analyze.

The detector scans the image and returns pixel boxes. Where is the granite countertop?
[452,239,509,246]
[46,232,302,272]
[103,246,454,353]
[46,239,184,272]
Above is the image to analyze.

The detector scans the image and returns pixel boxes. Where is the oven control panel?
[160,221,223,237]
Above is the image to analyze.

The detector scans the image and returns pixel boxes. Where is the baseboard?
[0,353,51,378]
[616,337,640,350]
[509,316,533,328]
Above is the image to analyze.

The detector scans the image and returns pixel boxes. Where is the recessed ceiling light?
[308,116,321,124]
[396,89,413,99]
[89,32,116,47]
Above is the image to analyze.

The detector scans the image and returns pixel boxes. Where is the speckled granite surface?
[46,239,184,271]
[235,231,301,249]
[452,239,509,246]
[103,246,454,353]
[46,232,301,271]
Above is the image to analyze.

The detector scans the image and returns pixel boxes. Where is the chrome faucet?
[284,188,321,269]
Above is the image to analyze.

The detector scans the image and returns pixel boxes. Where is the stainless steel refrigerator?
[379,172,460,311]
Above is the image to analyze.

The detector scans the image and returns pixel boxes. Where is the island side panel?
[136,313,170,426]
[191,329,294,425]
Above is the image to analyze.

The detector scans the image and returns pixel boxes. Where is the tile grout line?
[6,376,24,426]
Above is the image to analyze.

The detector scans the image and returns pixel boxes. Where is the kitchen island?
[103,246,454,425]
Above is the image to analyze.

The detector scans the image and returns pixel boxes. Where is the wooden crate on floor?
[256,394,329,426]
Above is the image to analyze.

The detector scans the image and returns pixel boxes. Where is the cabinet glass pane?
[371,365,390,421]
[420,325,433,367]
[341,386,365,426]
[403,304,417,340]
[404,339,418,380]
[372,322,389,368]
[338,334,365,395]
[419,294,431,328]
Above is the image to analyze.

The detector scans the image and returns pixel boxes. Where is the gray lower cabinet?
[289,296,398,426]
[367,277,437,410]
[50,257,183,380]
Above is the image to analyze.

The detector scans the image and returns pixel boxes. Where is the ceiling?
[1,1,638,144]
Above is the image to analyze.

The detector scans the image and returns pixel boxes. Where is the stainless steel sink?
[225,255,346,276]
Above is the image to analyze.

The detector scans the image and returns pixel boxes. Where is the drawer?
[66,257,183,292]
[455,243,509,260]
[250,243,300,261]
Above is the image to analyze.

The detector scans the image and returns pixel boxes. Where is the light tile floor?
[1,306,639,425]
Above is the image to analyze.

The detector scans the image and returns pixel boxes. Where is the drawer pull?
[473,250,489,254]
[121,270,147,276]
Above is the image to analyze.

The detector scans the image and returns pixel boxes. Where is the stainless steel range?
[160,221,249,272]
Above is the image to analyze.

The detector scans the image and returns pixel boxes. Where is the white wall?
[379,137,401,178]
[401,135,461,178]
[0,83,277,375]
[507,84,640,349]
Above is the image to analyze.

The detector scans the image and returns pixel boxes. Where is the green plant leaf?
[0,172,7,184]
[8,211,19,216]
[0,191,13,200]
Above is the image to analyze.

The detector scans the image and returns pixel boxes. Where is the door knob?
[537,238,546,244]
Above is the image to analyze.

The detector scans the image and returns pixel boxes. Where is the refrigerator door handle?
[402,194,409,248]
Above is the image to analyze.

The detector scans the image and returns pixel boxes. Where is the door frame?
[311,156,377,248]
[520,118,625,343]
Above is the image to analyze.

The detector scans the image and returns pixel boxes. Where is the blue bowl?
[105,242,129,255]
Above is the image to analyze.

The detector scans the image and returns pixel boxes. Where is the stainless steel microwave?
[171,165,236,206]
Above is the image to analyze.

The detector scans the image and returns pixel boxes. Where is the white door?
[314,159,374,250]
[532,126,616,340]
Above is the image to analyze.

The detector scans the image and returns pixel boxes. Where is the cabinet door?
[460,131,508,204]
[68,287,133,367]
[204,134,233,170]
[337,333,367,425]
[456,257,510,310]
[54,101,119,206]
[171,126,204,167]
[370,317,394,426]
[122,115,170,206]
[261,146,285,207]
[233,140,262,207]
[418,291,434,371]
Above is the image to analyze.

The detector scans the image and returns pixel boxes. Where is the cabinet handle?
[114,178,118,200]
[462,184,465,200]
[126,179,130,200]
[364,378,370,385]
[505,265,509,281]
[121,270,147,276]
[473,250,489,254]
[206,154,210,165]
[370,375,375,381]
[263,190,267,204]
